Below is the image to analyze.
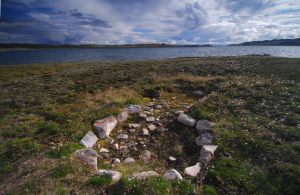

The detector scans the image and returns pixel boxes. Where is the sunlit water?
[0,46,300,65]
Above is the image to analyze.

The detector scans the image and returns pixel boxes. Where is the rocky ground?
[0,56,299,194]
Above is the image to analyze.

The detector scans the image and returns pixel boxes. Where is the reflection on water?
[0,46,300,65]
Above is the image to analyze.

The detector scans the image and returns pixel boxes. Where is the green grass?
[47,143,83,158]
[88,175,112,187]
[51,164,75,178]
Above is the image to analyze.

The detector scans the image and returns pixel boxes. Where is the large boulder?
[195,133,213,146]
[128,171,159,180]
[178,114,196,127]
[97,170,122,182]
[79,131,98,148]
[73,148,98,170]
[184,162,201,177]
[164,169,183,180]
[196,120,214,134]
[116,111,128,123]
[126,104,141,114]
[94,116,118,139]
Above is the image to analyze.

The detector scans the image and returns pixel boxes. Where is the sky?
[0,0,299,45]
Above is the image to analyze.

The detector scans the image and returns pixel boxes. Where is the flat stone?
[79,131,98,148]
[195,133,213,146]
[126,104,141,114]
[128,171,159,180]
[99,148,109,153]
[73,148,98,170]
[124,157,135,164]
[146,117,155,122]
[178,114,196,127]
[94,116,118,139]
[169,156,176,161]
[184,162,201,177]
[117,134,129,140]
[128,123,141,128]
[142,128,149,135]
[139,150,151,163]
[97,170,122,182]
[193,90,205,97]
[164,169,183,180]
[116,111,128,123]
[147,124,157,131]
[196,120,214,134]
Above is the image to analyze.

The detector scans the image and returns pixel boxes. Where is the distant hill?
[0,43,200,49]
[230,38,300,46]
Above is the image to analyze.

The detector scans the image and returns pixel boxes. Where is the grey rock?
[97,170,122,182]
[199,145,218,164]
[195,133,213,146]
[184,162,201,177]
[73,148,98,170]
[155,105,163,109]
[79,131,98,148]
[128,171,159,180]
[144,107,154,112]
[164,169,183,180]
[146,117,155,122]
[102,153,110,159]
[124,157,135,164]
[112,158,121,164]
[126,104,141,114]
[178,114,196,127]
[128,123,141,128]
[142,128,149,135]
[193,90,205,97]
[196,120,214,134]
[94,116,118,139]
[117,134,129,140]
[116,111,128,123]
[140,150,151,163]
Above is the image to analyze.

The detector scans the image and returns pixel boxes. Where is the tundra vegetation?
[0,56,299,194]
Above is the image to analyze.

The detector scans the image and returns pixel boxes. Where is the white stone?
[117,134,129,140]
[112,143,119,150]
[146,117,155,122]
[184,162,201,177]
[202,145,218,155]
[124,157,135,164]
[73,148,98,170]
[128,171,159,180]
[128,123,141,128]
[94,116,118,139]
[169,156,176,161]
[79,131,98,148]
[178,114,196,127]
[142,128,149,135]
[139,113,147,118]
[147,124,157,131]
[99,148,109,153]
[116,111,128,123]
[97,170,122,182]
[164,169,183,180]
[112,158,121,164]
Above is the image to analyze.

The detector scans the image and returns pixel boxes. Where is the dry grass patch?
[153,73,222,84]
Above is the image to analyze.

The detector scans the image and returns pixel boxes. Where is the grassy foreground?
[0,56,299,194]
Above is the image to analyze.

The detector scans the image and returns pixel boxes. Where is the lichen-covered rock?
[196,120,214,134]
[184,162,201,177]
[73,148,98,170]
[96,170,122,182]
[79,131,98,148]
[116,111,128,123]
[128,171,159,180]
[164,169,183,180]
[94,116,118,139]
[178,114,196,127]
[195,133,213,146]
[126,104,141,114]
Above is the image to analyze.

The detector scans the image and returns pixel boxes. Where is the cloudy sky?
[0,0,299,45]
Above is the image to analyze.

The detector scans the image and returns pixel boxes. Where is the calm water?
[0,46,300,65]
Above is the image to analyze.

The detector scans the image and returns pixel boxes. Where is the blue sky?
[0,0,299,45]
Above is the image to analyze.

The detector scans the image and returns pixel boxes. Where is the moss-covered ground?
[0,56,299,194]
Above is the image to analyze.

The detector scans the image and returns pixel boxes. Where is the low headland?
[0,56,299,194]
